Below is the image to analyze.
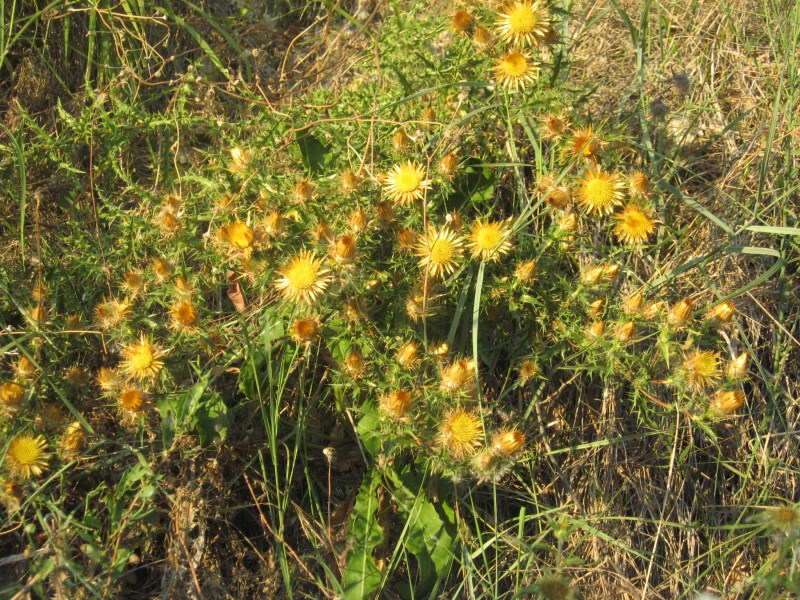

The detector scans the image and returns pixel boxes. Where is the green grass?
[0,0,799,598]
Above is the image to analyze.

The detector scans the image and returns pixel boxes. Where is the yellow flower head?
[467,219,514,262]
[396,341,420,368]
[682,350,722,392]
[275,251,331,304]
[152,258,173,282]
[290,317,321,343]
[667,298,694,326]
[615,321,635,343]
[219,221,254,250]
[492,430,526,456]
[565,126,603,161]
[392,130,411,151]
[120,334,165,381]
[5,433,49,479]
[383,162,431,205]
[97,367,120,394]
[577,166,625,215]
[0,383,24,409]
[416,227,464,278]
[170,300,198,330]
[541,113,570,141]
[612,204,655,244]
[710,390,745,415]
[622,291,644,314]
[514,259,538,284]
[264,210,285,237]
[119,387,147,412]
[15,356,36,380]
[518,359,539,382]
[494,51,540,92]
[380,390,412,419]
[349,209,368,234]
[61,421,85,454]
[496,1,551,46]
[294,180,314,203]
[726,354,749,380]
[343,349,366,378]
[439,409,483,458]
[708,300,736,323]
[94,298,131,330]
[439,153,459,179]
[440,358,477,393]
[760,505,800,536]
[331,235,357,264]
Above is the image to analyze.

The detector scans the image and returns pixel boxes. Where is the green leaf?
[296,127,331,174]
[343,469,384,600]
[356,409,382,457]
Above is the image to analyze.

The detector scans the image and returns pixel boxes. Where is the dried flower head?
[96,367,120,394]
[612,204,655,244]
[541,113,570,141]
[5,433,49,479]
[452,10,474,33]
[405,283,439,321]
[472,25,493,50]
[496,0,551,46]
[380,390,412,419]
[0,383,24,409]
[615,321,636,343]
[440,358,476,393]
[14,356,36,380]
[332,235,357,264]
[629,171,651,197]
[416,226,464,278]
[439,409,483,458]
[710,390,745,415]
[229,146,249,173]
[170,300,198,330]
[622,291,644,314]
[514,259,538,284]
[467,219,514,262]
[439,153,459,179]
[392,130,411,151]
[585,321,605,339]
[376,201,394,223]
[759,505,800,537]
[120,334,165,382]
[343,350,366,378]
[314,220,333,243]
[667,299,694,326]
[94,298,131,330]
[29,305,47,327]
[339,169,361,192]
[122,271,146,297]
[726,354,749,380]
[682,350,722,393]
[581,264,619,285]
[294,180,314,203]
[396,341,420,368]
[494,51,540,92]
[383,162,431,205]
[275,251,332,304]
[60,421,85,454]
[518,359,539,382]
[349,209,368,233]
[119,387,147,412]
[264,210,285,237]
[290,317,321,343]
[152,258,173,282]
[396,227,417,251]
[708,300,736,323]
[64,365,89,388]
[588,298,604,317]
[566,126,603,161]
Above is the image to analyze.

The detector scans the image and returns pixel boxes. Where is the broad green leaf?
[343,468,384,600]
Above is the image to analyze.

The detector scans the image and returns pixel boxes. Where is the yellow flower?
[493,51,539,92]
[496,0,550,46]
[440,358,476,393]
[342,350,366,378]
[710,390,745,415]
[622,291,644,314]
[0,383,24,409]
[416,227,464,278]
[349,209,368,234]
[294,180,314,203]
[60,421,85,454]
[726,354,749,380]
[587,298,604,317]
[170,300,198,330]
[467,219,514,262]
[383,162,431,205]
[14,356,36,380]
[759,505,800,536]
[5,434,49,479]
[119,387,147,412]
[152,258,173,282]
[514,259,537,284]
[331,235,356,264]
[290,317,321,343]
[120,334,165,382]
[682,350,722,392]
[439,409,483,458]
[667,298,694,326]
[577,165,625,215]
[396,341,420,368]
[275,251,331,304]
[585,321,605,339]
[94,298,131,330]
[541,113,570,141]
[380,390,412,419]
[264,210,285,237]
[615,321,635,343]
[612,204,655,244]
[29,305,47,326]
[96,367,120,394]
[219,221,254,250]
[565,126,602,161]
[492,430,526,456]
[708,300,736,323]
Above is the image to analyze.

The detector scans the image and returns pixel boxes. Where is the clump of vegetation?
[1,0,798,598]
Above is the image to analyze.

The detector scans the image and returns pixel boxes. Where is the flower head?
[396,341,420,368]
[383,162,431,205]
[14,356,36,380]
[496,1,551,46]
[170,300,198,330]
[667,298,694,326]
[577,165,625,215]
[120,334,165,382]
[342,350,366,378]
[514,259,538,284]
[219,222,254,250]
[119,387,147,412]
[708,300,736,323]
[452,10,474,33]
[492,430,526,456]
[493,51,539,92]
[541,113,570,141]
[467,219,514,262]
[290,317,321,343]
[759,505,800,537]
[380,390,412,419]
[612,204,655,244]
[0,383,24,409]
[565,126,602,161]
[726,354,749,380]
[339,169,361,192]
[440,358,477,394]
[275,251,331,304]
[5,434,49,479]
[439,409,483,458]
[682,350,722,392]
[416,227,464,278]
[710,390,745,415]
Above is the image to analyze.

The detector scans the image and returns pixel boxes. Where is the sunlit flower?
[5,433,49,479]
[577,165,625,215]
[440,358,476,393]
[383,162,431,205]
[119,387,147,412]
[380,390,412,419]
[219,221,254,250]
[615,321,635,343]
[120,334,165,382]
[612,204,655,244]
[565,126,602,161]
[514,259,538,284]
[629,171,650,197]
[349,209,368,233]
[494,51,539,92]
[452,10,474,33]
[28,305,47,327]
[439,409,483,458]
[496,0,551,46]
[758,505,800,537]
[708,300,736,323]
[290,317,321,343]
[396,341,420,368]
[541,113,570,141]
[331,235,356,264]
[682,350,722,392]
[492,430,526,456]
[0,383,24,409]
[294,180,314,203]
[264,210,285,237]
[229,146,249,173]
[416,226,464,278]
[585,321,605,339]
[622,291,644,314]
[275,251,331,304]
[588,298,604,317]
[96,367,120,394]
[170,299,198,330]
[710,390,745,415]
[467,219,514,262]
[667,299,694,326]
[152,258,173,282]
[60,421,85,454]
[14,356,36,380]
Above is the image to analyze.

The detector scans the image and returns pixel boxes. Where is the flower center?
[129,345,155,370]
[509,6,538,33]
[395,169,421,192]
[476,227,502,250]
[429,239,454,264]
[501,52,528,77]
[448,412,481,443]
[12,438,41,465]
[288,261,318,290]
[585,178,614,204]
